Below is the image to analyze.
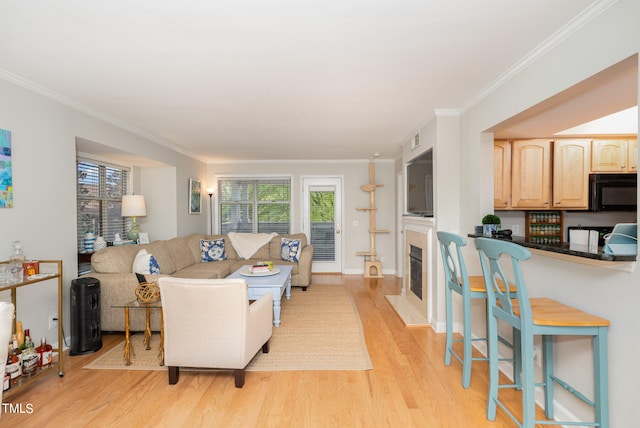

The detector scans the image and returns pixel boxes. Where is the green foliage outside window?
[218,178,291,233]
[310,191,334,222]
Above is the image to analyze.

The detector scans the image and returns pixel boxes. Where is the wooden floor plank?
[1,274,545,426]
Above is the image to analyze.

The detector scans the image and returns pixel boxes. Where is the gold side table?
[112,299,164,366]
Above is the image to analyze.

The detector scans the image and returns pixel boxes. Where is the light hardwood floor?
[1,274,546,427]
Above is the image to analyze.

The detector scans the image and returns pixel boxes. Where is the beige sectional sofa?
[79,233,313,332]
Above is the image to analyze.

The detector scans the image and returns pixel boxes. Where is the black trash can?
[70,277,102,355]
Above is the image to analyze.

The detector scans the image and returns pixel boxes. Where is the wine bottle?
[2,363,9,391]
[16,320,24,348]
[37,337,53,368]
[21,330,38,376]
[7,335,22,382]
[20,328,29,351]
[4,344,13,391]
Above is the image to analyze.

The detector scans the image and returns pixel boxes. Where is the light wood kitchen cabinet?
[511,139,552,209]
[494,137,636,212]
[494,140,511,209]
[591,138,637,173]
[629,138,638,172]
[553,139,590,209]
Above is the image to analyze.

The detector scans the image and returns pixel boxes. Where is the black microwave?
[589,173,637,211]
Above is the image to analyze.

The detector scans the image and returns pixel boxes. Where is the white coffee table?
[227,265,292,327]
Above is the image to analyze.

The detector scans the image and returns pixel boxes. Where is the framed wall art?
[189,178,202,214]
[0,128,13,208]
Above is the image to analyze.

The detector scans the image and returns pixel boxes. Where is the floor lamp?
[207,188,214,234]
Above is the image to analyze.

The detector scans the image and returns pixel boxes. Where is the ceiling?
[0,1,624,162]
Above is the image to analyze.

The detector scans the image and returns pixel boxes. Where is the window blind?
[218,178,291,234]
[76,158,130,251]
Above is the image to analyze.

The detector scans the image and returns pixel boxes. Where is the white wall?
[139,166,178,241]
[457,0,639,425]
[0,77,207,346]
[400,113,462,326]
[208,160,396,274]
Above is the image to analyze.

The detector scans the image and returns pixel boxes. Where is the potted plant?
[482,214,501,237]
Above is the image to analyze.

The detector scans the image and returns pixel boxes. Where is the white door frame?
[301,176,344,273]
[396,172,404,278]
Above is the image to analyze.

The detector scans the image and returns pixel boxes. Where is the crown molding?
[398,108,462,148]
[398,0,617,148]
[459,0,618,113]
[433,109,460,117]
[207,158,396,165]
[0,67,205,163]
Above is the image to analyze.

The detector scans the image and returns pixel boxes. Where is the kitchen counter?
[467,234,637,262]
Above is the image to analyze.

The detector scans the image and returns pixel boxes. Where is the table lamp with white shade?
[121,194,147,241]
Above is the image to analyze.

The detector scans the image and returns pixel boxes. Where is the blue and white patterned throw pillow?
[280,238,301,262]
[148,255,160,274]
[132,249,161,275]
[201,238,227,262]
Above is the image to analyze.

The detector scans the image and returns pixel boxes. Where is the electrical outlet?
[49,314,58,330]
[512,224,520,235]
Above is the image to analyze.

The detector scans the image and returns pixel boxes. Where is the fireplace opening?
[409,245,422,299]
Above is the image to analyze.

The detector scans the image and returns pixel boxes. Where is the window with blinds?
[76,158,130,251]
[218,178,291,234]
[309,189,336,261]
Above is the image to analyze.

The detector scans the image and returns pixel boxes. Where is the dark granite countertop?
[467,234,637,262]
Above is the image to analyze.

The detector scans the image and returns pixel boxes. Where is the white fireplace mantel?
[402,216,435,230]
[386,216,437,326]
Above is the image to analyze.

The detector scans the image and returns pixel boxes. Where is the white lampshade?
[121,194,147,217]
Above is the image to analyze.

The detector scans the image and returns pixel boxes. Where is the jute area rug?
[84,284,372,372]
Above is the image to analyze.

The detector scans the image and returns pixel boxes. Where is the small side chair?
[159,277,273,388]
[437,231,505,389]
[475,237,609,428]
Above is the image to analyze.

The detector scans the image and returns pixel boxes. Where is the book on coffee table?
[250,265,271,273]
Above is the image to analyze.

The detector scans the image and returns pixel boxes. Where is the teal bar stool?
[474,237,609,428]
[437,231,514,389]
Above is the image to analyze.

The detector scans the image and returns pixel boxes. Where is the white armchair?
[158,277,272,388]
[0,301,15,416]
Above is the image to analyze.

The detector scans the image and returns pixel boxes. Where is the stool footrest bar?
[551,374,595,408]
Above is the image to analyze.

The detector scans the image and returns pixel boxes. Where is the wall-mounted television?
[406,149,434,217]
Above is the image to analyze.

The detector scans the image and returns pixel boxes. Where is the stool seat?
[467,275,486,292]
[514,297,610,327]
[468,275,514,294]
